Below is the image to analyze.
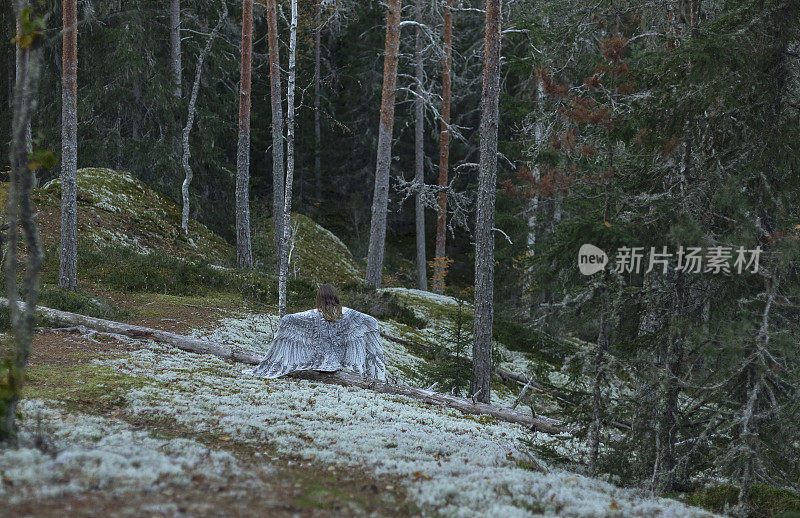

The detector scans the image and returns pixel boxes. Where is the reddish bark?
[236,0,254,267]
[433,0,454,294]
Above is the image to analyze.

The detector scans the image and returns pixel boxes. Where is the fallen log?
[2,297,567,434]
[381,331,631,433]
[1,297,263,365]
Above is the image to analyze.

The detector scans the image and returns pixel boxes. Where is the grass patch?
[23,362,149,414]
[41,245,320,311]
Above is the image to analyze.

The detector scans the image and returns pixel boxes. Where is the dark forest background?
[2,1,800,515]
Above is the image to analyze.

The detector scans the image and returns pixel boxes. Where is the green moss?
[23,362,149,413]
[681,483,800,518]
[34,168,232,263]
[253,213,363,286]
[340,285,427,328]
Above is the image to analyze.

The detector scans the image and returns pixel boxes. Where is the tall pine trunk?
[181,2,225,234]
[266,0,284,271]
[365,0,402,289]
[652,6,699,490]
[473,0,501,405]
[1,0,44,444]
[59,0,78,290]
[236,0,254,268]
[313,0,322,202]
[433,0,453,294]
[278,0,298,318]
[413,0,427,291]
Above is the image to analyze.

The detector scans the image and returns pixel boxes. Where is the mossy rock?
[253,213,363,287]
[2,167,232,263]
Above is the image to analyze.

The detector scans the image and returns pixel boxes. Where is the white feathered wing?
[243,307,386,381]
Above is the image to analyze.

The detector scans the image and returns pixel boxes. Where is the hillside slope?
[1,167,232,263]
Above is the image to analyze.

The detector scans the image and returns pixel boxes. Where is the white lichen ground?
[0,292,716,516]
[0,399,271,505]
[81,336,715,518]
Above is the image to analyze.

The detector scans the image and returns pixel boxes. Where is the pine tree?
[366,0,402,289]
[432,0,454,295]
[473,0,502,405]
[413,0,427,292]
[59,0,78,290]
[266,0,285,270]
[236,0,254,268]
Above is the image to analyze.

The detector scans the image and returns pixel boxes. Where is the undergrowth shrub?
[340,284,427,328]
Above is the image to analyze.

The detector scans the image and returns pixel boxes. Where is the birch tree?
[432,0,454,294]
[266,0,284,268]
[14,17,32,167]
[365,0,402,289]
[59,0,78,290]
[169,0,182,177]
[236,0,254,268]
[473,0,502,404]
[169,0,181,99]
[1,1,44,444]
[278,0,299,318]
[181,2,226,234]
[413,0,427,291]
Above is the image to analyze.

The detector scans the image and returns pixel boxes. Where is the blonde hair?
[316,284,343,322]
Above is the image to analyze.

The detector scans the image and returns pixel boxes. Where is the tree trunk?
[181,2,226,235]
[14,18,32,160]
[59,0,78,291]
[588,280,609,476]
[735,281,774,516]
[413,0,427,291]
[278,0,298,318]
[365,0,402,289]
[472,0,501,405]
[433,0,453,294]
[652,8,698,489]
[169,0,181,99]
[1,0,44,444]
[236,0,254,268]
[6,14,12,110]
[169,0,182,186]
[266,0,285,270]
[313,0,322,202]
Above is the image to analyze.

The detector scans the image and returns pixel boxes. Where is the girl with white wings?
[243,284,387,381]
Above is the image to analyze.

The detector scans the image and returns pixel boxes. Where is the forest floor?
[1,289,719,517]
[0,170,724,516]
[2,301,419,517]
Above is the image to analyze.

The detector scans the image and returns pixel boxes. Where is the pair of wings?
[246,308,386,381]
